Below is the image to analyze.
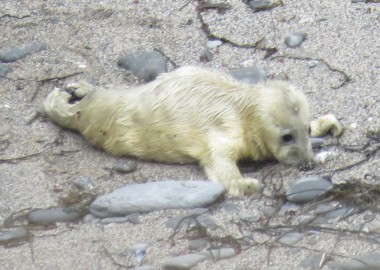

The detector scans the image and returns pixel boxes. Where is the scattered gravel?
[284,32,307,48]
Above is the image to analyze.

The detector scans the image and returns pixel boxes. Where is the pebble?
[90,181,225,218]
[188,238,208,250]
[261,206,277,217]
[308,60,320,68]
[162,248,235,270]
[333,253,380,269]
[111,160,137,174]
[0,227,29,246]
[284,32,307,48]
[310,137,325,148]
[278,232,303,245]
[248,1,273,12]
[126,213,141,224]
[0,42,46,63]
[286,176,333,203]
[239,210,261,223]
[230,66,267,84]
[74,175,95,190]
[118,51,167,82]
[100,216,129,225]
[206,39,223,49]
[0,63,11,77]
[325,206,357,219]
[28,207,82,225]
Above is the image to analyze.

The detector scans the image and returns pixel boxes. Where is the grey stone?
[126,213,140,224]
[0,63,11,77]
[188,238,208,250]
[207,247,236,260]
[239,211,261,223]
[118,51,167,82]
[261,206,277,217]
[278,232,303,245]
[0,42,46,63]
[286,176,333,203]
[230,66,267,84]
[200,48,213,62]
[74,175,94,190]
[284,32,307,48]
[112,160,137,174]
[90,181,225,218]
[333,253,380,269]
[28,207,82,225]
[0,227,29,246]
[248,1,273,12]
[308,60,320,68]
[190,208,208,215]
[310,137,325,148]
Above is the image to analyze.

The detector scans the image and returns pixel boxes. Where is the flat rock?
[286,176,333,203]
[278,232,303,245]
[230,66,267,84]
[117,50,167,82]
[90,181,225,218]
[0,42,46,63]
[28,207,82,225]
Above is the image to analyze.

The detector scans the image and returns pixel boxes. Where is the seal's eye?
[282,134,294,144]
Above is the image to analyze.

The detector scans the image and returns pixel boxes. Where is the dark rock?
[0,227,29,246]
[286,176,333,203]
[0,42,46,63]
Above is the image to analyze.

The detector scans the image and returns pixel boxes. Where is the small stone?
[207,247,236,260]
[74,176,94,190]
[261,206,277,217]
[82,214,100,224]
[278,232,303,245]
[218,201,238,212]
[28,207,82,225]
[0,228,29,246]
[112,160,137,174]
[189,238,208,250]
[0,42,46,63]
[239,211,261,223]
[126,213,140,224]
[90,181,225,218]
[284,32,307,48]
[118,51,167,82]
[248,1,273,12]
[310,137,325,148]
[286,176,333,203]
[206,39,223,49]
[0,63,11,77]
[230,66,267,84]
[190,208,208,215]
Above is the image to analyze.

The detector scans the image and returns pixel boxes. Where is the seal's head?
[256,81,313,166]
